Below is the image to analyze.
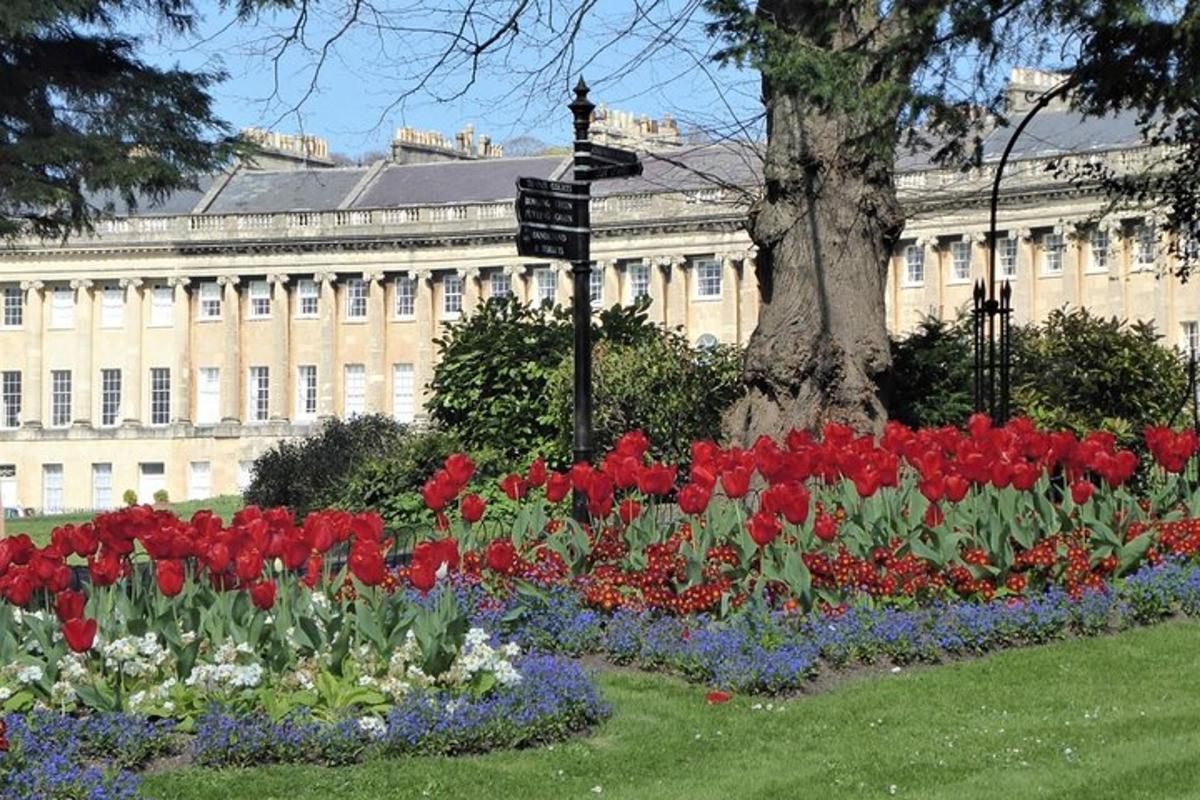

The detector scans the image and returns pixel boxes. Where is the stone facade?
[1,91,1197,513]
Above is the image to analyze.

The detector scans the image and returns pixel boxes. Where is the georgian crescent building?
[1,70,1198,512]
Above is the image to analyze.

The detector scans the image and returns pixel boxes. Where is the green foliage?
[427,296,729,467]
[340,428,511,533]
[887,316,976,429]
[153,489,170,504]
[122,489,138,507]
[0,0,244,239]
[542,330,744,467]
[1012,308,1189,442]
[244,415,408,516]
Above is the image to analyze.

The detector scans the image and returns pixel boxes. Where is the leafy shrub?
[244,414,408,515]
[427,295,744,466]
[152,489,169,504]
[541,330,744,466]
[121,489,137,507]
[887,316,975,428]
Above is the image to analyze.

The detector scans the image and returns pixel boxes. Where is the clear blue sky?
[132,1,764,159]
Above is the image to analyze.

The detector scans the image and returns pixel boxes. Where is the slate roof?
[591,142,764,197]
[86,175,215,217]
[352,156,566,207]
[205,166,371,214]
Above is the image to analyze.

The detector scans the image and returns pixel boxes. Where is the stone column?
[267,274,290,421]
[120,278,144,425]
[169,277,192,423]
[720,253,739,342]
[664,256,688,329]
[19,281,44,428]
[456,266,480,317]
[553,263,571,307]
[1011,227,1034,325]
[315,272,338,419]
[738,251,759,345]
[411,269,435,420]
[364,270,387,413]
[594,258,617,310]
[217,275,241,423]
[504,263,527,304]
[652,256,673,326]
[1064,226,1084,308]
[70,279,94,426]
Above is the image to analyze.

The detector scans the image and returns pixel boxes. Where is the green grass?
[142,621,1200,800]
[10,495,244,547]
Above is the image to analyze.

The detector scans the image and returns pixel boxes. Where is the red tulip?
[409,558,436,593]
[2,572,34,606]
[527,457,548,488]
[545,472,571,503]
[155,559,185,597]
[814,512,838,543]
[637,463,677,496]
[234,547,264,582]
[919,474,945,503]
[461,493,487,523]
[55,589,87,622]
[720,467,751,499]
[88,551,122,587]
[444,453,476,488]
[303,555,323,588]
[500,474,528,501]
[486,538,517,574]
[747,511,782,547]
[618,499,642,525]
[1070,479,1094,505]
[614,430,650,459]
[677,483,711,516]
[924,503,945,527]
[944,474,970,503]
[250,580,276,610]
[62,617,98,653]
[349,540,387,586]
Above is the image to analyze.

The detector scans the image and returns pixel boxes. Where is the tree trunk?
[725,78,904,442]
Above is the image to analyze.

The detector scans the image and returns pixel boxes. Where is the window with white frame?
[1183,321,1200,360]
[3,287,22,327]
[392,363,415,424]
[589,264,604,307]
[149,285,173,326]
[296,279,319,317]
[534,268,556,304]
[100,286,123,327]
[100,369,120,427]
[627,262,650,302]
[188,461,211,500]
[950,241,971,282]
[196,367,220,425]
[296,365,317,420]
[490,271,512,299]
[1089,229,1110,272]
[237,460,254,492]
[442,274,463,317]
[248,280,271,318]
[694,258,722,298]
[904,245,925,285]
[999,237,1018,279]
[346,278,368,319]
[1182,223,1200,262]
[247,366,269,422]
[1041,232,1064,275]
[394,276,416,318]
[50,287,73,328]
[1,371,20,429]
[92,463,113,510]
[1135,224,1157,268]
[149,367,170,425]
[43,464,63,514]
[198,282,221,319]
[50,370,71,427]
[343,364,366,417]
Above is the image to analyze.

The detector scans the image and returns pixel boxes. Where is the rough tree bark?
[724,0,909,442]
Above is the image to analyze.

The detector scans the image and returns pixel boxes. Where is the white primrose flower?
[358,716,386,738]
[16,665,44,685]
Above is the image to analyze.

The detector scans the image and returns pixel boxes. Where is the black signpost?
[515,78,643,522]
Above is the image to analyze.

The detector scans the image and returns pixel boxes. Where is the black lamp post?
[568,79,595,522]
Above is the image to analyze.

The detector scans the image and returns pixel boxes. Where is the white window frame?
[693,258,722,299]
[247,366,269,422]
[188,461,212,501]
[394,276,416,319]
[296,279,319,318]
[442,274,463,319]
[627,262,650,303]
[343,364,366,417]
[1135,224,1157,270]
[198,282,222,320]
[589,264,604,307]
[2,287,22,328]
[149,285,173,327]
[949,241,971,283]
[490,271,512,299]
[534,268,556,305]
[345,278,368,320]
[100,368,121,427]
[903,245,925,287]
[1088,229,1110,273]
[149,367,170,426]
[50,369,71,427]
[50,287,74,329]
[196,367,220,425]
[92,463,113,511]
[43,464,64,514]
[100,286,124,328]
[392,363,415,424]
[1,371,20,429]
[248,280,271,319]
[296,365,317,421]
[1183,321,1200,361]
[1041,233,1064,275]
[998,237,1018,279]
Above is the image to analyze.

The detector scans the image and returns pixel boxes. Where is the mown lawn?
[11,495,244,547]
[143,620,1200,800]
